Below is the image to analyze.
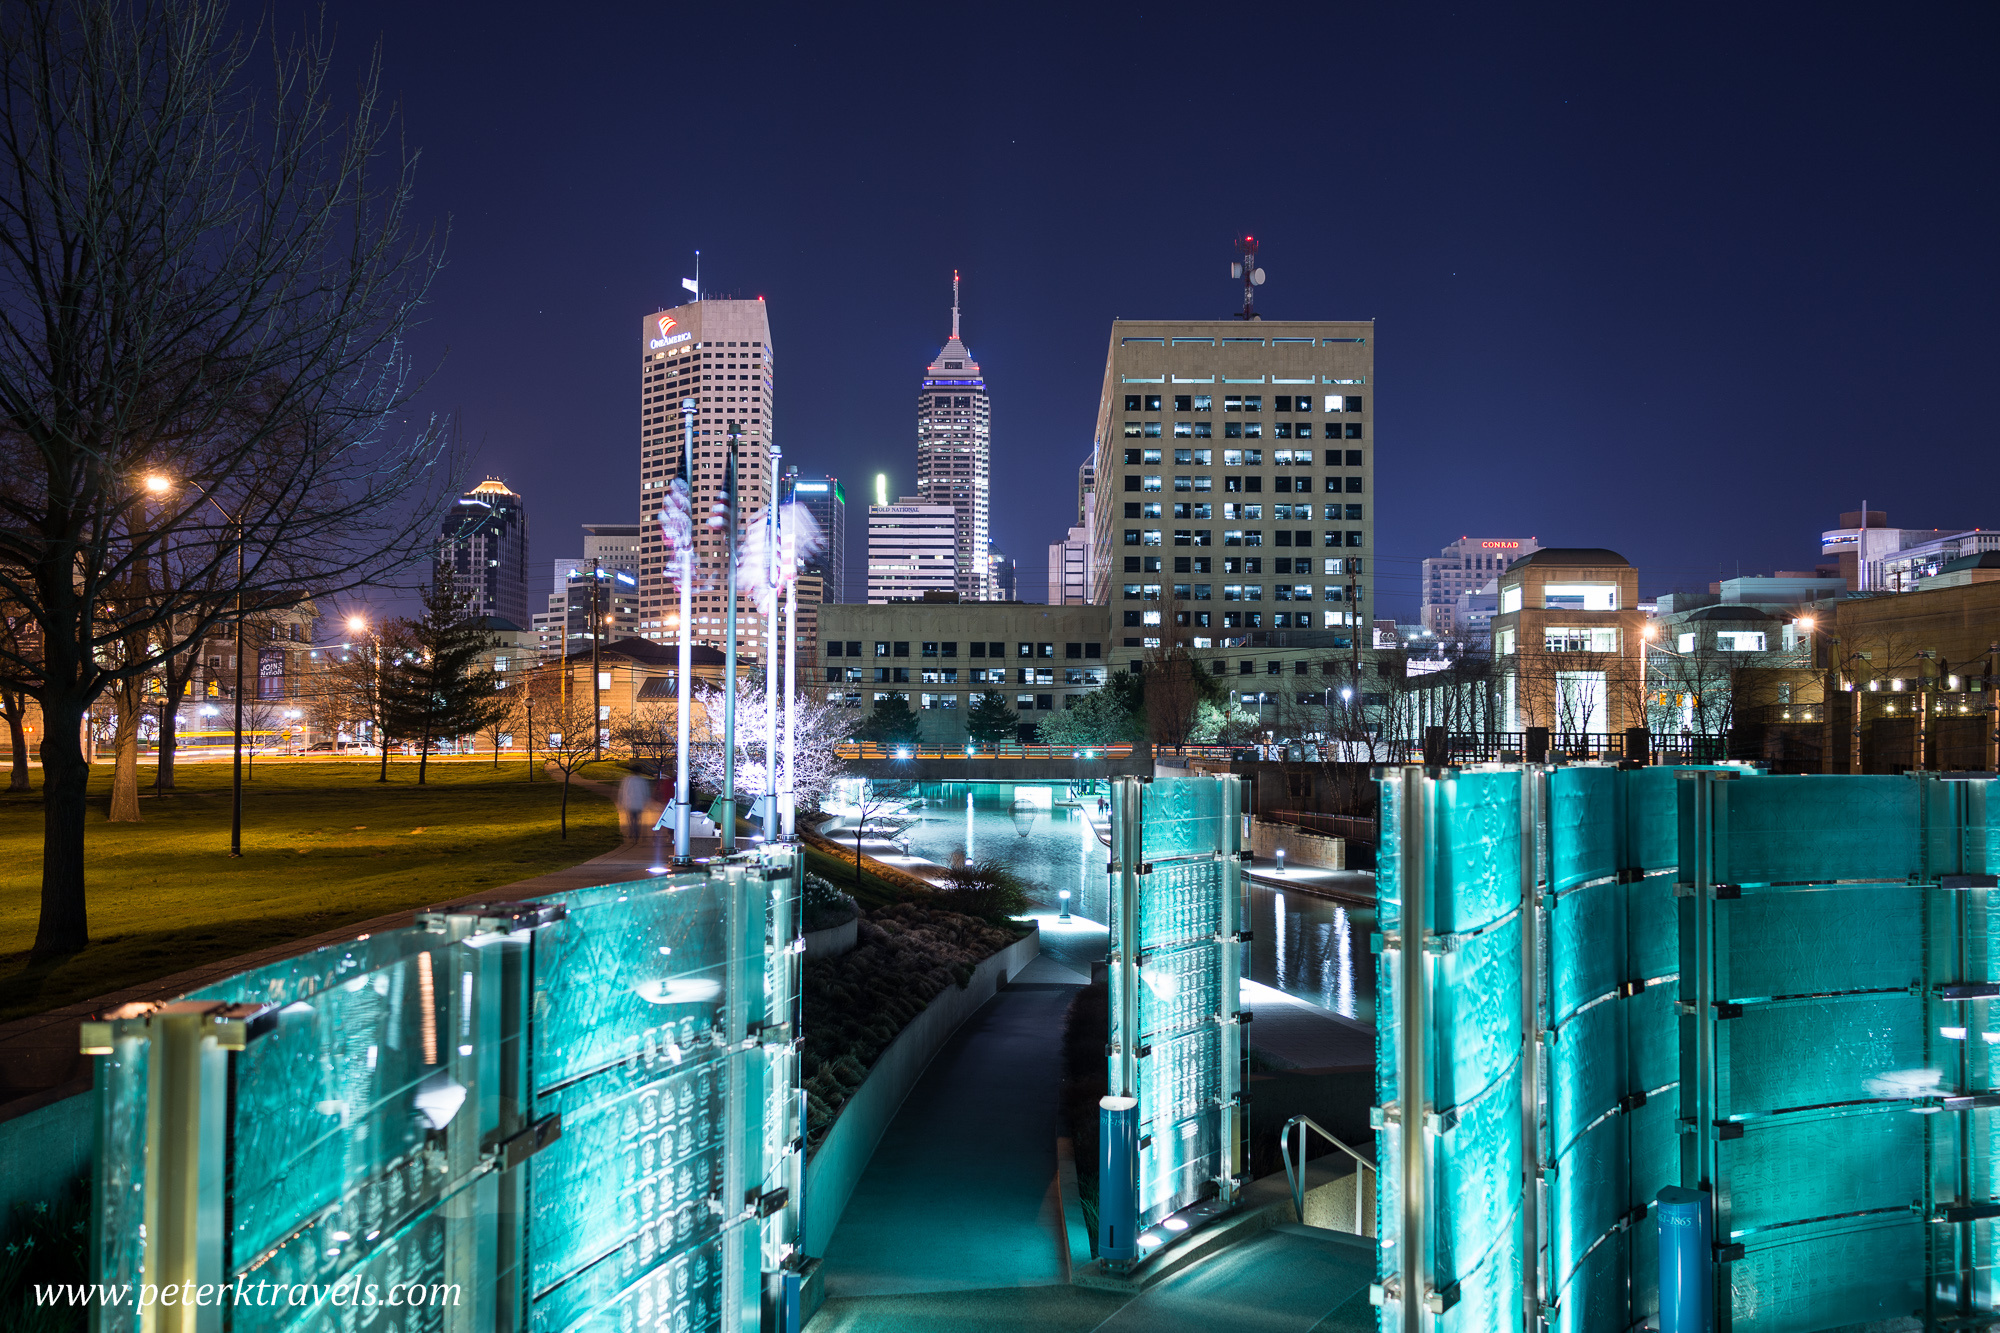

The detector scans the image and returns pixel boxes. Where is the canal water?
[888,779,1374,1024]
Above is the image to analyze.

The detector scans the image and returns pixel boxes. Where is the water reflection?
[887,779,1374,1024]
[1249,883,1374,1024]
[897,781,1108,923]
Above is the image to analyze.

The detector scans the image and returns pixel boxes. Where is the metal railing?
[1268,810,1378,844]
[1280,1114,1377,1233]
[834,741,1136,760]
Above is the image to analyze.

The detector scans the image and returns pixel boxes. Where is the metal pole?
[1395,763,1432,1332]
[231,526,243,856]
[1519,763,1544,1330]
[590,556,602,759]
[762,444,781,838]
[721,427,740,854]
[675,399,695,862]
[783,576,797,840]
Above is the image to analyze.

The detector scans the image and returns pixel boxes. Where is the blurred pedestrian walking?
[617,771,651,840]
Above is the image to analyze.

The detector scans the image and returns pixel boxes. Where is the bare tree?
[686,678,850,815]
[0,1,454,957]
[533,675,601,840]
[614,701,676,779]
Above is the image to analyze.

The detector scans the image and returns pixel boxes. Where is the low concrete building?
[817,602,1112,744]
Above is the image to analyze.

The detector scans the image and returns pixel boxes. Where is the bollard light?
[1275,847,1286,876]
[1059,889,1072,921]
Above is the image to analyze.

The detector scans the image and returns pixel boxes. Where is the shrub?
[932,857,1030,924]
[801,871,858,932]
[798,902,1018,1149]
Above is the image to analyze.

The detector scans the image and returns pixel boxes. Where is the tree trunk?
[35,691,92,957]
[417,726,430,785]
[156,690,180,791]
[108,680,144,822]
[378,729,390,782]
[560,771,570,838]
[2,694,28,791]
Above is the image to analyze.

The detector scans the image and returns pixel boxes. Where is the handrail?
[1280,1114,1376,1230]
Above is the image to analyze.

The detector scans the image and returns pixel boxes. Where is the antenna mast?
[1231,236,1265,320]
[951,269,961,339]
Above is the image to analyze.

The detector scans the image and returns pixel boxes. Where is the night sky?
[327,2,2000,618]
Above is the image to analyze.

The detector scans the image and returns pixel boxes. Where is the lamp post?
[347,615,390,781]
[146,473,246,856]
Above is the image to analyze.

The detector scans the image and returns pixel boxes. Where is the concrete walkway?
[818,976,1086,1298]
[1090,1224,1376,1333]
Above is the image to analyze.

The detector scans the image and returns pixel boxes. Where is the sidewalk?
[818,976,1086,1298]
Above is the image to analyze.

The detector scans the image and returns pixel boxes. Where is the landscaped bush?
[800,902,1021,1149]
[800,871,858,933]
[931,857,1030,924]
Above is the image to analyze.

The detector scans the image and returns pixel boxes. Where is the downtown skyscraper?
[915,273,991,601]
[634,298,774,657]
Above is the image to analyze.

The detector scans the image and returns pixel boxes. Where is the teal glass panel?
[1139,776,1226,861]
[224,955,451,1286]
[1551,997,1621,1157]
[1432,920,1520,1109]
[1550,766,1617,893]
[1434,1059,1521,1286]
[528,1055,730,1325]
[1624,765,1690,871]
[1550,1111,1624,1292]
[1550,880,1620,1025]
[1731,1217,1924,1333]
[1718,1107,1921,1236]
[530,878,734,1092]
[1553,1226,1630,1333]
[1716,774,1919,885]
[1627,984,1678,1099]
[1720,995,1924,1114]
[94,1035,147,1333]
[1110,776,1240,1226]
[1628,870,1678,982]
[1437,1206,1521,1333]
[1720,885,1923,1000]
[1435,769,1522,933]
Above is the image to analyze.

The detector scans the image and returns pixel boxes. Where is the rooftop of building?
[1937,552,2000,573]
[1507,547,1631,570]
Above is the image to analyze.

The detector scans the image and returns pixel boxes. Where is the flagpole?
[762,444,782,838]
[720,425,740,854]
[784,566,798,839]
[673,398,695,862]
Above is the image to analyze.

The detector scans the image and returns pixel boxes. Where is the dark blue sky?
[333,1,1999,617]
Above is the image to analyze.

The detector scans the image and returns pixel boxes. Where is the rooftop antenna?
[1231,235,1264,320]
[682,250,700,302]
[952,269,961,339]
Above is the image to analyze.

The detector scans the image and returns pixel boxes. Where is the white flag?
[681,277,699,295]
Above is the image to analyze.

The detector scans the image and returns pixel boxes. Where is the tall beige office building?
[915,275,991,601]
[634,299,774,657]
[1089,320,1374,653]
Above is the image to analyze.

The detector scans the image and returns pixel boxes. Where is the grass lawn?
[0,757,623,1021]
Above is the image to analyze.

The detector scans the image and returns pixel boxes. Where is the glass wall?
[85,849,803,1333]
[1376,765,2000,1332]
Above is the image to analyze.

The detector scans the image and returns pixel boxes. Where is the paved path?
[818,977,1085,1298]
[1091,1224,1376,1333]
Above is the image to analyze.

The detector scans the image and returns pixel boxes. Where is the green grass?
[0,758,622,1021]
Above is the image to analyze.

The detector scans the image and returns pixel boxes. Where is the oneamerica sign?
[647,314,690,351]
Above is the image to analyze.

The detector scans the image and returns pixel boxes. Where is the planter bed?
[801,903,1026,1149]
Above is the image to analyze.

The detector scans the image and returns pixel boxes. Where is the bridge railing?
[835,742,1136,760]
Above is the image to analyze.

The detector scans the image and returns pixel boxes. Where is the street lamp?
[148,472,247,856]
[348,614,389,781]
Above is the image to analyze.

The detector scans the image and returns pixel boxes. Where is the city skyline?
[305,3,1996,622]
